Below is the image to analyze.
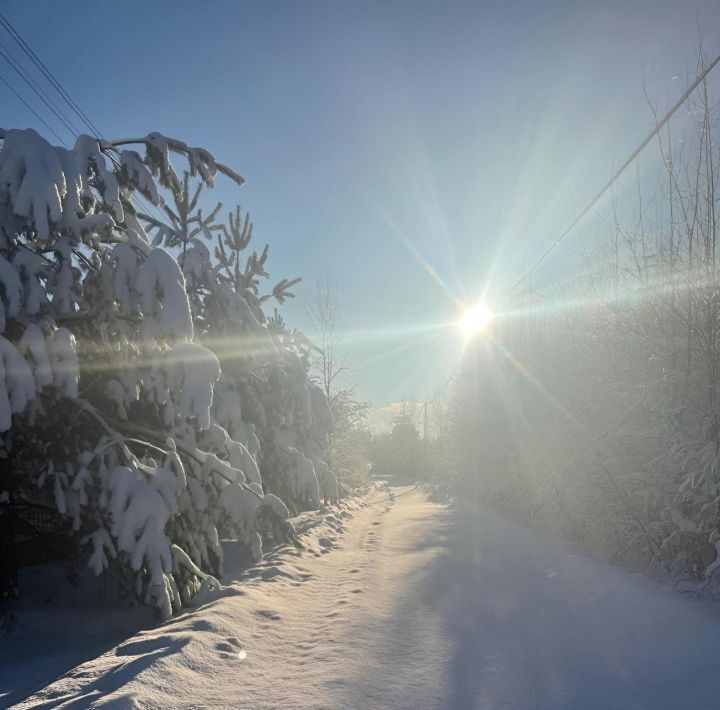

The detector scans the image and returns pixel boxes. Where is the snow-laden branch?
[0,120,330,617]
[105,134,245,186]
[71,396,265,501]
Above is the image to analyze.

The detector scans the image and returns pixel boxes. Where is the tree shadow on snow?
[24,634,190,709]
[341,500,720,710]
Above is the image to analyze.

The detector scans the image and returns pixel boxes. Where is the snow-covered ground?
[7,484,720,709]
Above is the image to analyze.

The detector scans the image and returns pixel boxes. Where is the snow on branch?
[0,122,333,619]
[106,133,245,188]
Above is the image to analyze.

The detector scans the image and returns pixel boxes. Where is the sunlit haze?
[3,0,718,406]
[3,2,720,708]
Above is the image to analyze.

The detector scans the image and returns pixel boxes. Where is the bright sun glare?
[459,301,493,337]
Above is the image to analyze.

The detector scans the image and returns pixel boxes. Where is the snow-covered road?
[14,485,720,709]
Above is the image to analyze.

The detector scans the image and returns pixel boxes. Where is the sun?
[459,301,493,337]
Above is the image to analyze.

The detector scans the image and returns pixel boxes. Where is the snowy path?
[13,485,720,709]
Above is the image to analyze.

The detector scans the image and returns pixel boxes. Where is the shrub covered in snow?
[449,85,720,597]
[0,127,335,616]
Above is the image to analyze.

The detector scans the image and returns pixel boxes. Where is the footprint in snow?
[116,635,188,657]
[192,619,217,633]
[254,609,282,621]
[216,637,248,660]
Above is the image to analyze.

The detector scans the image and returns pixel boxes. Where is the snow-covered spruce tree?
[0,128,330,617]
[136,173,338,513]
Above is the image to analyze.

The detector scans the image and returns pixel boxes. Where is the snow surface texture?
[9,485,720,709]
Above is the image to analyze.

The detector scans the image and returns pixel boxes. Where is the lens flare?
[459,301,493,337]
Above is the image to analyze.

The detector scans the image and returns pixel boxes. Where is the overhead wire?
[0,70,68,146]
[0,12,104,138]
[429,56,720,410]
[0,42,81,140]
[506,53,720,298]
[0,12,169,225]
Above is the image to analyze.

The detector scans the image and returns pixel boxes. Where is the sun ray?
[374,209,461,306]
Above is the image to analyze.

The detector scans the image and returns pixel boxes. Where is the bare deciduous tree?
[306,278,350,404]
[306,279,370,485]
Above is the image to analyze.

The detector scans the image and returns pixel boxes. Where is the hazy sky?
[2,0,719,404]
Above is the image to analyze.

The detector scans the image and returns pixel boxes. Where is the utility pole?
[423,400,428,481]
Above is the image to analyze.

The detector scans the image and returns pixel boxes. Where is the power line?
[0,12,103,138]
[428,369,455,404]
[0,70,68,146]
[422,365,457,433]
[0,12,167,225]
[0,41,83,138]
[507,53,720,298]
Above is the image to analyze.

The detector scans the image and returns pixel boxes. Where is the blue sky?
[2,0,719,404]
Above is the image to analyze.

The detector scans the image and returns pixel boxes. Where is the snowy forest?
[4,3,720,709]
[3,70,720,623]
